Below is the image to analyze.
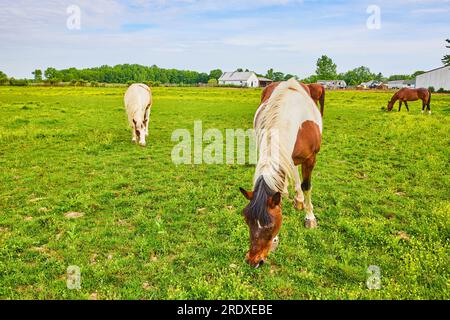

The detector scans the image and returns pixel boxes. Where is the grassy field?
[0,86,448,300]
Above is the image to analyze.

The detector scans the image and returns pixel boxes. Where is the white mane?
[254,78,322,194]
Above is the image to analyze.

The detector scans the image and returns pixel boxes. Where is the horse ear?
[270,192,281,207]
[239,188,253,201]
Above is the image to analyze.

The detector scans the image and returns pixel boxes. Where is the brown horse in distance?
[387,88,432,114]
[307,83,326,117]
[262,82,325,117]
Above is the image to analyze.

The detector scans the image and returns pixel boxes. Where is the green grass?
[0,86,448,300]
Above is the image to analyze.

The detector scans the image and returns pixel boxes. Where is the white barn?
[416,66,450,90]
[387,80,405,89]
[219,72,260,87]
[387,79,416,89]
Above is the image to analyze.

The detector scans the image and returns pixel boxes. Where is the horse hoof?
[304,219,318,229]
[270,236,279,252]
[428,111,432,115]
[294,199,305,210]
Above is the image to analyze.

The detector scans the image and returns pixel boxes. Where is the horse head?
[132,118,147,146]
[387,100,395,111]
[239,178,282,268]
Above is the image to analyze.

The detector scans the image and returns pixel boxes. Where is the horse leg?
[145,107,151,137]
[293,166,304,210]
[427,100,431,114]
[422,101,426,113]
[398,101,402,112]
[132,128,137,143]
[404,101,409,112]
[302,156,317,229]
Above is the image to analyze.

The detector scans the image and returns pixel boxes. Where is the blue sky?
[0,0,449,78]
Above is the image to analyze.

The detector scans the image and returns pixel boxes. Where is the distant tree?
[283,74,296,81]
[266,68,274,80]
[411,71,425,78]
[442,39,450,65]
[272,72,285,82]
[208,78,218,86]
[301,75,319,84]
[341,66,375,86]
[198,72,209,84]
[0,70,8,85]
[32,69,43,82]
[209,69,223,81]
[9,78,29,86]
[315,55,337,80]
[388,74,411,81]
[159,73,169,84]
[374,72,385,81]
[44,67,59,80]
[236,68,244,72]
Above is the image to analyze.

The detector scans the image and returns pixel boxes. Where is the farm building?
[415,65,450,90]
[257,77,273,87]
[317,80,347,89]
[218,72,271,87]
[403,79,416,88]
[360,80,384,89]
[387,80,404,89]
[387,79,416,89]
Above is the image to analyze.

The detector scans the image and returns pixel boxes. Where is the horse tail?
[319,87,325,117]
[427,90,432,106]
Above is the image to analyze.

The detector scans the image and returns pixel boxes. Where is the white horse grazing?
[124,83,152,146]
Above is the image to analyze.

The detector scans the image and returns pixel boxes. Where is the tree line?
[300,55,426,86]
[1,39,448,86]
[42,64,211,85]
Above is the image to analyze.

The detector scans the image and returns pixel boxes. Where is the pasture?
[0,86,448,299]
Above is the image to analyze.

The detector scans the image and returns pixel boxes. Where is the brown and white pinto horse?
[387,88,431,114]
[262,82,325,117]
[240,78,322,268]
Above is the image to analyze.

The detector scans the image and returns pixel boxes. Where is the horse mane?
[254,78,306,194]
[248,176,276,226]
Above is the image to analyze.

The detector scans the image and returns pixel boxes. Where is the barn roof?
[418,65,450,75]
[388,79,415,85]
[219,72,255,81]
